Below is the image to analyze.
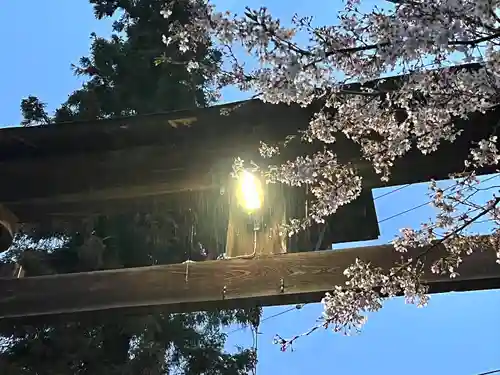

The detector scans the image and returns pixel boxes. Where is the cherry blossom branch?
[159,0,500,346]
[397,196,500,269]
[451,32,500,46]
[273,190,500,350]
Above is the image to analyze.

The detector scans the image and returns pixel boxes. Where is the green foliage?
[58,0,220,121]
[1,1,259,374]
[20,96,50,126]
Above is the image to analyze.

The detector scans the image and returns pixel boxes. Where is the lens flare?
[238,170,262,211]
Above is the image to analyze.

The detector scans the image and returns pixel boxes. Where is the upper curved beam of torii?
[0,63,496,228]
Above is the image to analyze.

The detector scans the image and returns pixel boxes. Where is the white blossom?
[161,0,500,342]
[259,141,280,158]
[466,136,500,168]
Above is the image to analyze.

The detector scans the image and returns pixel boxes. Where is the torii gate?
[0,66,499,320]
[0,99,497,247]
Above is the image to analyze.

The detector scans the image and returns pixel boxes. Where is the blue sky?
[1,1,499,375]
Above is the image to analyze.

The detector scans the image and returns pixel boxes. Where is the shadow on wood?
[287,189,380,250]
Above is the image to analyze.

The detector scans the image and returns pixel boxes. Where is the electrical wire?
[378,199,432,224]
[377,180,463,224]
[225,175,500,351]
[377,174,500,224]
[476,370,500,375]
[373,183,413,200]
[227,174,500,336]
[227,304,305,336]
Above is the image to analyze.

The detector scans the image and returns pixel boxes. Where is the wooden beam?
[0,238,498,321]
[288,189,380,249]
[3,169,218,221]
[0,96,499,224]
[0,100,308,160]
[0,100,309,222]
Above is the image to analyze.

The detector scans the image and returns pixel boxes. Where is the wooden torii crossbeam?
[0,238,498,322]
[0,98,498,219]
[1,65,500,320]
[0,64,498,251]
[0,96,499,249]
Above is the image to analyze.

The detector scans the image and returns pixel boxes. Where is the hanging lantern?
[236,170,263,213]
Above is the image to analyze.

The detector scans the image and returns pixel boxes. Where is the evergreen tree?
[1,1,259,374]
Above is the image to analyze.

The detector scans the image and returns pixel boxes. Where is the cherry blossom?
[159,0,500,343]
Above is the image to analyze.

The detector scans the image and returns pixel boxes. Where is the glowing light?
[238,170,262,211]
